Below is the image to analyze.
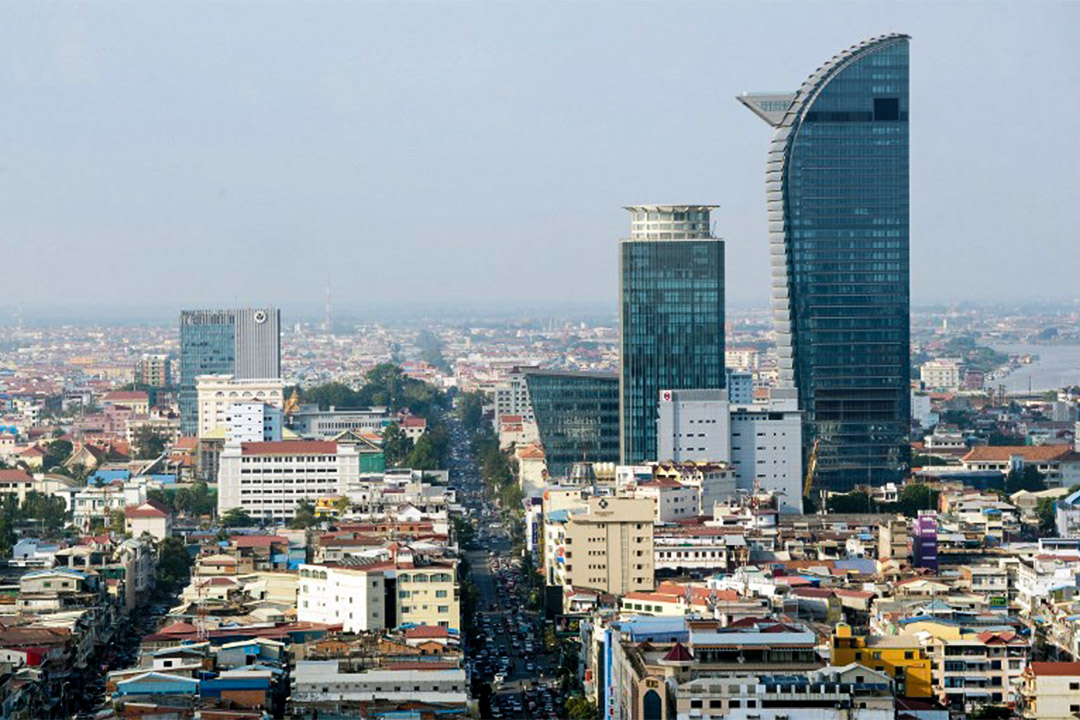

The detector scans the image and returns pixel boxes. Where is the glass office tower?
[524,370,620,478]
[739,35,910,490]
[619,205,725,465]
[179,308,281,435]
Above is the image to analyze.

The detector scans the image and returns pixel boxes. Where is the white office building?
[657,389,731,463]
[492,366,537,427]
[920,358,963,390]
[217,440,361,520]
[196,375,285,438]
[226,402,283,443]
[290,406,390,438]
[730,391,802,513]
[292,662,467,705]
[657,388,803,514]
[296,563,385,632]
[725,348,759,372]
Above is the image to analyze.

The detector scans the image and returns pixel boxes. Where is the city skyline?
[1,2,1077,315]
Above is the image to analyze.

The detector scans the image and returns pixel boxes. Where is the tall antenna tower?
[324,278,333,336]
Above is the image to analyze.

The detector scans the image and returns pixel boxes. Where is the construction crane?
[803,438,820,500]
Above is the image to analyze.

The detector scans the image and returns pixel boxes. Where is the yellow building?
[832,623,932,698]
[396,560,460,632]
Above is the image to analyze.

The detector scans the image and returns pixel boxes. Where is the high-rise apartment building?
[134,354,172,389]
[179,308,281,434]
[739,35,911,490]
[620,205,725,465]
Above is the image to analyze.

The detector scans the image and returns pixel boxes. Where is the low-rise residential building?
[832,623,932,698]
[296,564,386,633]
[124,499,172,541]
[1019,662,1080,720]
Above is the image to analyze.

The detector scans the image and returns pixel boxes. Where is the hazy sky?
[2,1,1077,319]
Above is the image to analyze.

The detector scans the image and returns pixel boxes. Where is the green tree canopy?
[21,491,68,532]
[110,508,128,536]
[416,330,451,373]
[173,481,214,517]
[381,423,413,467]
[1036,496,1058,535]
[1005,465,1047,494]
[827,491,874,514]
[405,433,441,470]
[157,537,193,592]
[132,426,168,460]
[42,439,73,471]
[290,499,320,529]
[456,391,486,434]
[891,483,940,518]
[222,507,255,528]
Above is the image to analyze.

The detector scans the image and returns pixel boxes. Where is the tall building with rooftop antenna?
[619,205,725,465]
[738,34,911,491]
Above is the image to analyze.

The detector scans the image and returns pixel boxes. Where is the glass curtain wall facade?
[739,35,910,490]
[524,370,619,478]
[179,308,281,435]
[620,206,725,465]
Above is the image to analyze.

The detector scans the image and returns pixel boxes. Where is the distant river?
[988,343,1080,393]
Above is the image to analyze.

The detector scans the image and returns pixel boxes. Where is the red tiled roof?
[242,441,337,455]
[403,626,450,639]
[0,469,32,483]
[661,642,694,663]
[125,504,168,519]
[105,391,149,402]
[962,445,1075,463]
[517,444,545,460]
[1028,661,1080,677]
[792,587,834,599]
[160,621,198,635]
[231,535,288,548]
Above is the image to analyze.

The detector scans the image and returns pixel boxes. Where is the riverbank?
[988,343,1080,393]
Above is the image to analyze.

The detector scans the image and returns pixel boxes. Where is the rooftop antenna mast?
[324,277,333,336]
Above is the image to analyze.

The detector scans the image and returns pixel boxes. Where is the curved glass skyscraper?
[739,34,910,491]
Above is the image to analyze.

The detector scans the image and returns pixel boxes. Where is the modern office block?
[524,370,619,479]
[739,35,911,490]
[179,308,281,434]
[656,389,731,464]
[657,387,803,513]
[620,205,725,465]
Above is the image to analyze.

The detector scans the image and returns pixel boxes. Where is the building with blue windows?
[524,369,619,478]
[179,308,281,435]
[739,35,911,490]
[619,206,725,465]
